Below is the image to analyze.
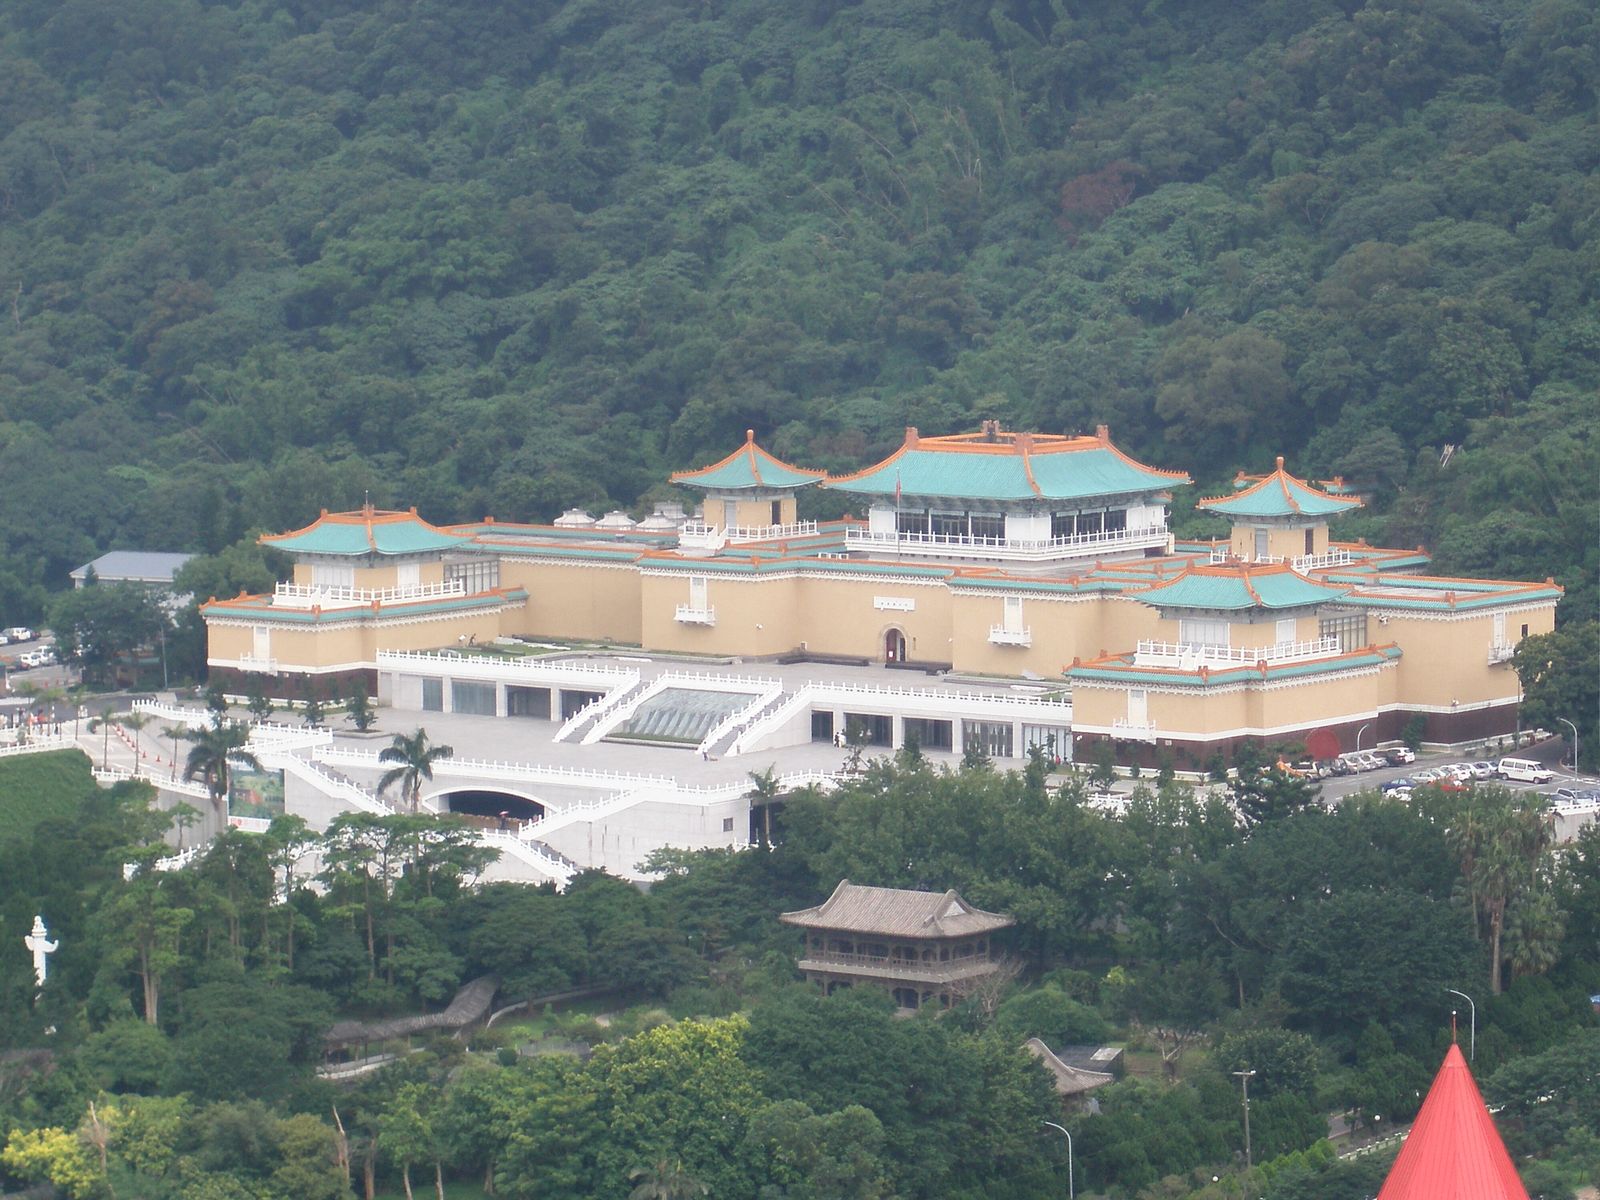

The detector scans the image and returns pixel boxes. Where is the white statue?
[24,915,57,989]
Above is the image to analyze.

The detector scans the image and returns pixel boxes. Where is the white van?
[1496,757,1553,783]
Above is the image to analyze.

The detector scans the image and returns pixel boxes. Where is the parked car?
[1497,757,1554,784]
[17,648,55,669]
[1325,757,1355,776]
[1413,767,1445,783]
[1469,761,1496,780]
[1356,752,1385,771]
[1383,747,1416,765]
[2,626,34,644]
[1381,777,1415,793]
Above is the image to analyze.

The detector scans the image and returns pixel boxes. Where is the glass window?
[931,511,967,538]
[896,509,929,535]
[964,720,1014,759]
[1319,612,1368,652]
[969,513,1004,540]
[1179,618,1230,647]
[1052,513,1076,539]
[451,681,496,716]
[446,559,500,593]
[1104,508,1127,532]
[421,678,444,712]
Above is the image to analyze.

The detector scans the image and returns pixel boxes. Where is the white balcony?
[678,520,818,551]
[844,523,1169,562]
[988,625,1034,647]
[1487,642,1518,664]
[674,604,717,626]
[273,579,467,610]
[1292,548,1353,571]
[1132,636,1342,669]
[1112,719,1157,742]
[237,655,278,673]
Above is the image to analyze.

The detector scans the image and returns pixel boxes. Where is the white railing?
[988,625,1033,647]
[1133,636,1342,668]
[1292,548,1352,571]
[678,520,820,550]
[554,681,642,744]
[377,649,637,685]
[1487,643,1517,664]
[674,604,717,625]
[228,816,273,833]
[580,672,777,746]
[801,678,1071,712]
[277,756,393,817]
[475,829,576,888]
[92,764,212,798]
[124,845,204,880]
[1112,719,1157,742]
[696,682,786,755]
[237,655,278,673]
[314,745,677,792]
[273,579,467,609]
[844,524,1168,561]
[0,734,76,757]
[132,700,214,727]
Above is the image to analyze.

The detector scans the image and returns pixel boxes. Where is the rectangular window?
[1319,612,1369,653]
[902,717,953,751]
[396,562,420,590]
[964,720,1014,759]
[1253,528,1270,560]
[421,678,444,712]
[451,681,496,716]
[1305,528,1315,555]
[1003,596,1024,633]
[689,576,708,609]
[771,500,782,525]
[969,513,1004,540]
[723,500,739,528]
[1275,617,1297,646]
[1127,689,1148,724]
[1493,612,1506,644]
[1051,512,1076,540]
[1179,618,1229,648]
[1022,724,1070,763]
[1103,508,1127,533]
[251,626,270,661]
[1079,510,1104,536]
[311,563,355,589]
[722,817,735,833]
[931,511,967,538]
[446,559,500,593]
[896,508,929,535]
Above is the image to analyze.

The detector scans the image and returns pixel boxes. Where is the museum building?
[202,424,1558,766]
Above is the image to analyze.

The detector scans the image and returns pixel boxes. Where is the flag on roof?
[1377,1043,1529,1200]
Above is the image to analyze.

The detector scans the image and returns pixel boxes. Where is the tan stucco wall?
[639,571,802,656]
[699,495,798,528]
[1229,522,1327,560]
[789,575,953,662]
[499,559,644,644]
[287,560,446,588]
[210,605,516,670]
[1384,604,1554,708]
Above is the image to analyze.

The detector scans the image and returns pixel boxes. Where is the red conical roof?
[1378,1044,1529,1200]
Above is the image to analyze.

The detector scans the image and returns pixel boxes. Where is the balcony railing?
[1292,548,1352,571]
[674,604,717,626]
[844,524,1169,562]
[1112,718,1157,742]
[1133,636,1341,668]
[679,520,819,550]
[798,951,1000,982]
[1487,642,1518,664]
[273,579,467,609]
[988,625,1034,647]
[236,655,278,673]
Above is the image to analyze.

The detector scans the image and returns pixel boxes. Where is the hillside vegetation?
[0,0,1594,621]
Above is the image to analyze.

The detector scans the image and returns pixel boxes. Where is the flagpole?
[895,468,902,560]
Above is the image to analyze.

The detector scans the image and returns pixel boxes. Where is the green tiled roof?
[262,510,470,557]
[828,445,1186,502]
[1136,566,1349,611]
[1200,461,1362,519]
[1069,644,1401,687]
[670,432,825,491]
[206,588,528,624]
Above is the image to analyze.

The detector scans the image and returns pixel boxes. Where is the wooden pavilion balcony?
[797,950,1000,985]
[843,523,1168,562]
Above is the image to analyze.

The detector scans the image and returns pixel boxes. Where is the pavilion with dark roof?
[780,880,1014,1011]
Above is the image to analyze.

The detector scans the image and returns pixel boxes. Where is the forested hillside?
[0,0,1595,621]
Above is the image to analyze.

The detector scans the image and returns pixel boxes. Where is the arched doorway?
[883,627,907,663]
[435,789,546,829]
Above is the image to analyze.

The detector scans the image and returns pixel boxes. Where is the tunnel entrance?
[440,789,546,825]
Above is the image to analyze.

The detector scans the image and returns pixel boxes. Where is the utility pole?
[1232,1068,1256,1169]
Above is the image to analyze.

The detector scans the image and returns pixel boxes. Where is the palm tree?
[183,722,259,820]
[628,1160,707,1200]
[378,728,454,814]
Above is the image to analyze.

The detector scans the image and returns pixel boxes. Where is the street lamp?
[1447,988,1476,1062]
[1232,1069,1256,1169]
[1041,1120,1075,1200]
[1355,722,1373,752]
[1556,718,1579,778]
